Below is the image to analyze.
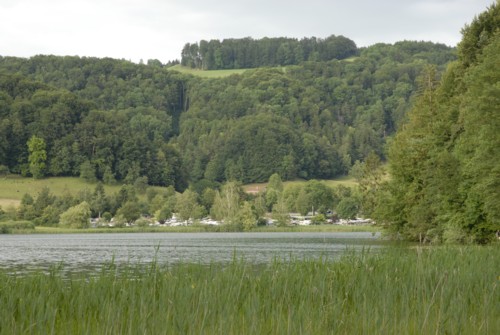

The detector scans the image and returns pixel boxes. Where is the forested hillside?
[0,39,455,190]
[374,3,500,243]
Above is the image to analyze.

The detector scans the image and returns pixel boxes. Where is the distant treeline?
[181,35,358,69]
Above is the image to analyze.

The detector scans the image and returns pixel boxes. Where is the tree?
[336,197,360,220]
[59,201,91,228]
[350,152,384,216]
[175,189,204,222]
[265,173,283,210]
[272,194,290,227]
[238,201,257,231]
[116,201,141,224]
[304,180,334,215]
[27,135,47,179]
[295,188,311,216]
[134,176,149,194]
[91,182,108,218]
[211,181,242,224]
[155,205,173,224]
[377,2,500,243]
[102,166,116,185]
[80,160,97,182]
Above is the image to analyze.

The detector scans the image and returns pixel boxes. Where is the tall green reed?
[0,245,498,334]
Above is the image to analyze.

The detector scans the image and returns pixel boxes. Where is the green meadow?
[0,176,122,202]
[1,246,498,334]
[168,64,249,78]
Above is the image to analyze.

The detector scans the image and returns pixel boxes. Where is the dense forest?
[0,40,455,190]
[373,2,500,243]
[181,35,358,69]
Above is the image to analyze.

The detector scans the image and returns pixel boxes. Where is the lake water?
[0,232,382,273]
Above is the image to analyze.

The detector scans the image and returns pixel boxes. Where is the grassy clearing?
[342,56,360,62]
[1,246,498,334]
[168,64,249,78]
[0,198,20,208]
[0,176,126,208]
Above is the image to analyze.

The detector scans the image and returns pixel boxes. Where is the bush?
[59,202,91,228]
[0,221,35,233]
[135,217,150,227]
[311,214,326,225]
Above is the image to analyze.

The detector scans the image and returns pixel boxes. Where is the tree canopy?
[374,3,500,243]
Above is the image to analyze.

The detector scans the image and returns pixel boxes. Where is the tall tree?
[376,3,500,243]
[27,135,47,179]
[211,181,242,224]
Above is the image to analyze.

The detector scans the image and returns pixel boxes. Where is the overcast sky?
[0,0,494,64]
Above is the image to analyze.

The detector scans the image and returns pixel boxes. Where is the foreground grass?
[1,246,498,334]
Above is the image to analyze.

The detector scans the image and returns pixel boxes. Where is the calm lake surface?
[0,232,382,273]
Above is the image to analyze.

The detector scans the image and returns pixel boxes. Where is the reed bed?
[0,246,498,334]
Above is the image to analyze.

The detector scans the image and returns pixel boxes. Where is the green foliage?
[79,160,97,182]
[311,214,326,225]
[211,181,243,224]
[265,173,283,209]
[0,220,34,233]
[175,189,205,221]
[378,3,500,243]
[272,194,290,227]
[0,164,9,176]
[303,180,335,214]
[350,152,384,216]
[59,201,91,228]
[154,206,173,224]
[182,35,358,69]
[336,197,360,220]
[27,135,47,179]
[116,201,141,224]
[238,201,257,231]
[0,41,454,187]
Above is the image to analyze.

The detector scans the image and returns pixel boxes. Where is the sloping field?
[168,64,248,78]
[0,176,123,206]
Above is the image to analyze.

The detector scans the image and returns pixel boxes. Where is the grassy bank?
[1,246,498,334]
[23,224,377,234]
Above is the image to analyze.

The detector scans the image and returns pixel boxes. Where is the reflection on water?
[0,232,382,273]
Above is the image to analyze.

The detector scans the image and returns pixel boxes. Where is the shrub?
[0,221,35,233]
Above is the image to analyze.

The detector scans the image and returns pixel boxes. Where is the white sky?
[0,0,494,64]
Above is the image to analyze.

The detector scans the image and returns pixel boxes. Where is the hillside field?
[168,64,249,78]
[0,176,123,207]
[0,175,358,209]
